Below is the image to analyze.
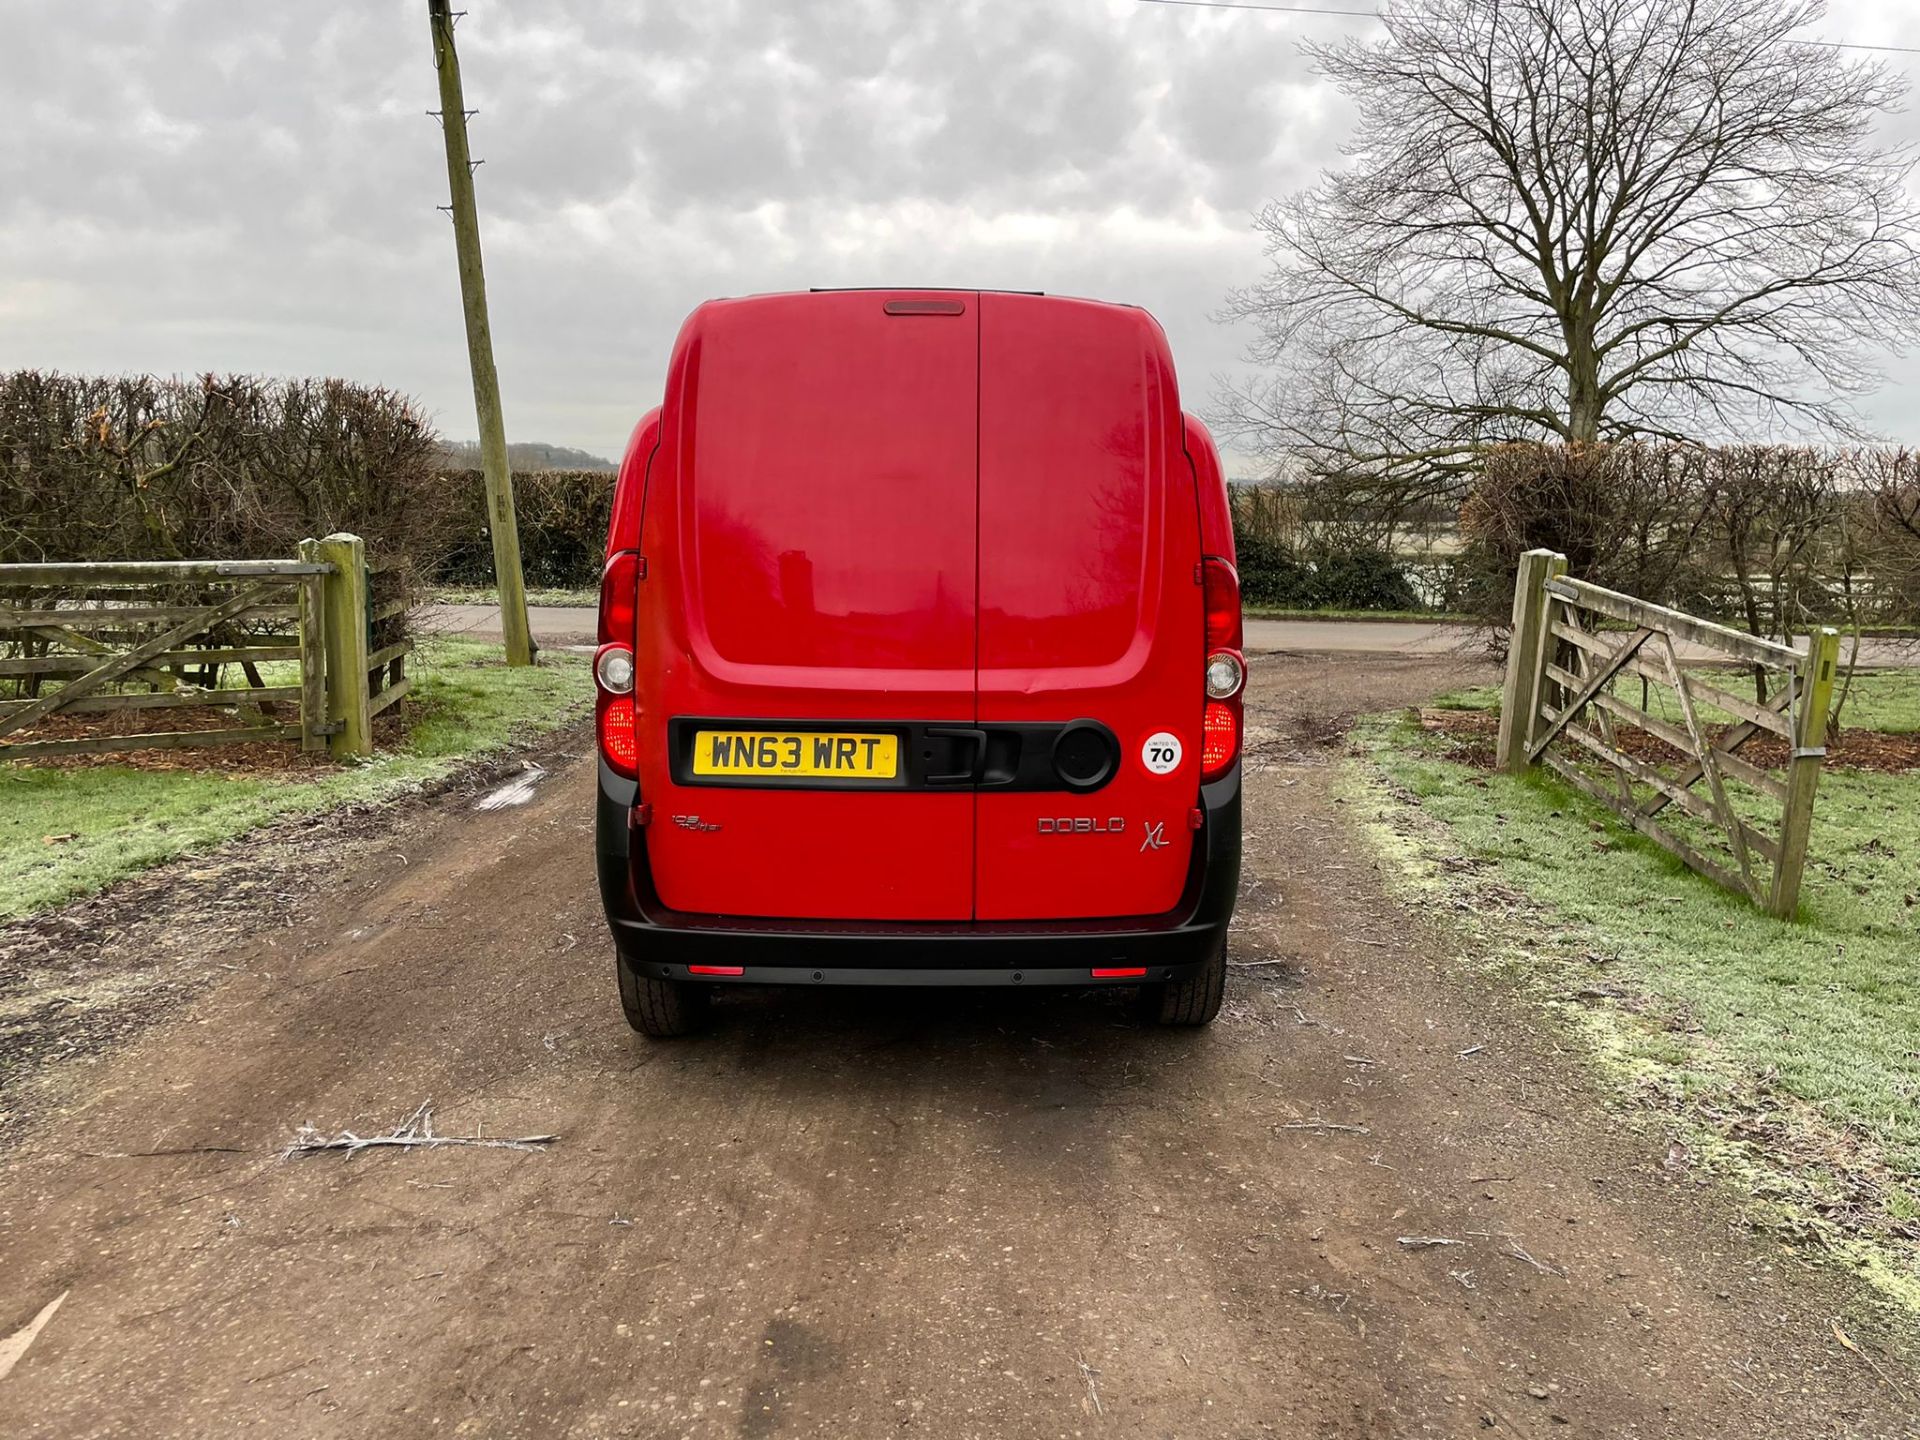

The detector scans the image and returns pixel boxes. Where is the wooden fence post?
[296,539,328,753]
[315,533,372,760]
[1496,549,1568,773]
[1767,626,1840,919]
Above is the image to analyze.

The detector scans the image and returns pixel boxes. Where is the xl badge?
[1140,821,1168,852]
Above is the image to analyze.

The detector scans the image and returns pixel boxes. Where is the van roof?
[678,289,1158,343]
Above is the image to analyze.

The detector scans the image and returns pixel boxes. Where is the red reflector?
[1201,700,1238,775]
[1091,967,1148,979]
[597,693,638,777]
[1188,806,1204,831]
[688,965,744,977]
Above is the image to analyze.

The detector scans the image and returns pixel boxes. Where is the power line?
[1132,0,1920,55]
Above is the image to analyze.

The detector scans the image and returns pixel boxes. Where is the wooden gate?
[0,535,409,763]
[1496,549,1840,919]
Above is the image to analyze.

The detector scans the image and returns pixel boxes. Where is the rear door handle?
[925,726,987,785]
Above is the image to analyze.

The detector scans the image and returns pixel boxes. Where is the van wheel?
[1141,939,1227,1027]
[617,954,711,1038]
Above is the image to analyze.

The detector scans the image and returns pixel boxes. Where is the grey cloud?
[0,0,1914,462]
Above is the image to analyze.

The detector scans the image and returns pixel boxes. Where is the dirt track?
[1,653,1912,1438]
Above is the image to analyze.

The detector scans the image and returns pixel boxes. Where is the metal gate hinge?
[1790,746,1826,759]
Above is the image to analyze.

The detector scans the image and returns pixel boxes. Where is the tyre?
[1140,938,1227,1027]
[616,954,711,1038]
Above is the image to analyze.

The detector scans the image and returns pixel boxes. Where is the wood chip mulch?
[0,702,410,776]
[1418,707,1920,775]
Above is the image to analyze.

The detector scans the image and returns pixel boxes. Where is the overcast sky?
[3,0,1917,469]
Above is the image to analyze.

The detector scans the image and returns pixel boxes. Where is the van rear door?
[974,294,1202,921]
[635,292,979,921]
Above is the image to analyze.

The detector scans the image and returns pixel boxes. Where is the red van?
[593,290,1242,1035]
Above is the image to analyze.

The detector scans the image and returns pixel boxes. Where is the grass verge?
[1243,606,1475,623]
[0,639,590,919]
[1347,670,1920,1316]
[424,583,598,608]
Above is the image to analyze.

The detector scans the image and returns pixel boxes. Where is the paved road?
[421,603,1917,664]
[1,651,1904,1436]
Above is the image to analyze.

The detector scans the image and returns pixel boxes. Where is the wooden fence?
[1496,548,1840,919]
[0,533,409,764]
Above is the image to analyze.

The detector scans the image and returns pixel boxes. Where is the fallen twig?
[1397,1235,1464,1249]
[1457,1043,1486,1058]
[281,1102,556,1160]
[1831,1318,1910,1403]
[1502,1240,1565,1277]
[1279,1119,1372,1135]
[1465,1229,1567,1277]
[1075,1355,1104,1416]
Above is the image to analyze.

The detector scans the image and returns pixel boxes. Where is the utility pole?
[427,0,534,665]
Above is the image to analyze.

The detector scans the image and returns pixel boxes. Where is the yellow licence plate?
[691,730,899,780]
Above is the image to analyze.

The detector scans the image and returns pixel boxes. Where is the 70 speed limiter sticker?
[1140,731,1184,775]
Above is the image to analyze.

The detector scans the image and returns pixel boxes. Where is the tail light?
[606,466,642,560]
[604,408,656,559]
[1201,701,1238,774]
[597,690,638,777]
[597,551,641,778]
[1201,557,1242,779]
[1202,556,1242,651]
[599,551,639,646]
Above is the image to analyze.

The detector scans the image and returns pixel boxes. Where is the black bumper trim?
[594,756,1241,976]
[641,961,1208,989]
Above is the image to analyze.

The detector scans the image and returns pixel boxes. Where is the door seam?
[970,291,983,922]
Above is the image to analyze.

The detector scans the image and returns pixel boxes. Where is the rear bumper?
[594,758,1241,987]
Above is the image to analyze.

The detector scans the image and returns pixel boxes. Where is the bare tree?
[1220,0,1920,489]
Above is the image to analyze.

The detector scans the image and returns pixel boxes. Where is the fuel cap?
[1051,721,1118,792]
